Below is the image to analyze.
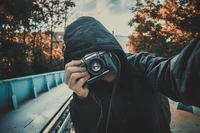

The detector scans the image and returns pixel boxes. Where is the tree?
[128,0,200,57]
[0,39,33,79]
[0,0,43,40]
[0,0,75,79]
[38,0,75,64]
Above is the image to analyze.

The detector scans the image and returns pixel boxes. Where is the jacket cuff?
[72,92,93,104]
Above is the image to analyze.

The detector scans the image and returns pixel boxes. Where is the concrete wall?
[0,71,64,114]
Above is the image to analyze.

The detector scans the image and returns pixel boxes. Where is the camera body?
[79,51,117,87]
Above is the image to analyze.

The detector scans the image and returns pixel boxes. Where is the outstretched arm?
[148,36,200,107]
[129,36,200,107]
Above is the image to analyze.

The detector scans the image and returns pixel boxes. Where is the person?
[64,16,200,133]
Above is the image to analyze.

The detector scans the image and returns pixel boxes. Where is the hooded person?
[64,16,200,133]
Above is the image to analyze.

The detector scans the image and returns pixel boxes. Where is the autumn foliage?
[0,0,75,80]
[128,0,200,57]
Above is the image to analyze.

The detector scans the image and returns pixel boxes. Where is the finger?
[68,71,89,88]
[75,74,90,89]
[73,75,90,97]
[65,60,83,84]
[65,66,86,84]
[65,60,82,70]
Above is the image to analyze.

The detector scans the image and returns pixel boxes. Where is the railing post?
[31,78,37,98]
[54,73,58,86]
[62,71,65,83]
[59,72,61,84]
[9,82,18,109]
[45,75,50,91]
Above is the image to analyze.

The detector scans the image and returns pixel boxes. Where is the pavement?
[0,83,73,133]
[170,101,200,133]
[0,83,200,133]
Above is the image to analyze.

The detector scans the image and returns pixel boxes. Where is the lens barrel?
[87,58,105,76]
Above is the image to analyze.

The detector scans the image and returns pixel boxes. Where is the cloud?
[93,11,134,36]
[81,1,96,12]
[108,0,136,14]
[58,0,136,36]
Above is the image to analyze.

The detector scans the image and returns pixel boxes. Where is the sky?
[57,0,137,36]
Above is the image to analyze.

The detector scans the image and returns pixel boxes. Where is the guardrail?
[0,71,65,114]
[41,95,73,133]
[169,99,200,116]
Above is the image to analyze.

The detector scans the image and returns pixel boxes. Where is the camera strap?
[88,52,121,133]
[105,53,121,133]
[90,91,103,133]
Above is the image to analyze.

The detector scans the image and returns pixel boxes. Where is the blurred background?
[0,0,199,80]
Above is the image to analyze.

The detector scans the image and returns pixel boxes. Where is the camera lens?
[88,58,105,76]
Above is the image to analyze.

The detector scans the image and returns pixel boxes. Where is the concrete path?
[0,83,200,133]
[0,83,72,133]
[170,101,200,133]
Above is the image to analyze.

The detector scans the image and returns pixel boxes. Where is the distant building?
[53,32,64,42]
[114,35,129,53]
[52,32,65,52]
[53,33,131,54]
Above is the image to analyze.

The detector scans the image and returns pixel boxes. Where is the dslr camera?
[79,51,117,87]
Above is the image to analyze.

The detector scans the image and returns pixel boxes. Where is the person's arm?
[128,36,200,107]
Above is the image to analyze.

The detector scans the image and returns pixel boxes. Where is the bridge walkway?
[0,83,200,133]
[0,83,72,133]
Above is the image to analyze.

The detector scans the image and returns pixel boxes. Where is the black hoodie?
[64,16,130,133]
[64,16,200,133]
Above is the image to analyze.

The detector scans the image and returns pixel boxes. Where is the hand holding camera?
[65,60,90,98]
[79,51,117,87]
[65,51,117,98]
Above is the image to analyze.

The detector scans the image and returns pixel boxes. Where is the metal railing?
[0,71,65,114]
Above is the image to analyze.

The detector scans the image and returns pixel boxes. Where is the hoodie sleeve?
[70,92,101,133]
[128,36,200,107]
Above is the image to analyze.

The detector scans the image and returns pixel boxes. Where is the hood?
[63,16,130,125]
[64,16,127,67]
